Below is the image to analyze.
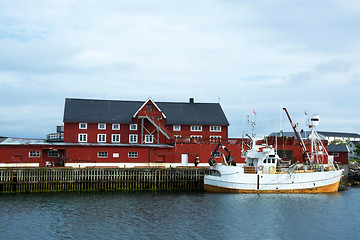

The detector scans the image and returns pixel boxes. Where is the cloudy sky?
[1,0,359,139]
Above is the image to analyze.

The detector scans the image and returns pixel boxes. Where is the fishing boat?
[204,108,344,193]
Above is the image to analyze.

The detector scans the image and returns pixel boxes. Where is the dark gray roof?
[317,131,360,138]
[328,145,349,152]
[270,131,360,140]
[269,131,312,139]
[63,98,229,126]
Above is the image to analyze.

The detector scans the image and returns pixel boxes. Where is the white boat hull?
[204,165,343,193]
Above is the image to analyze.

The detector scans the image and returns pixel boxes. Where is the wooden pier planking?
[0,167,210,193]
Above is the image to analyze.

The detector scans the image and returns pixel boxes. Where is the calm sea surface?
[0,188,359,240]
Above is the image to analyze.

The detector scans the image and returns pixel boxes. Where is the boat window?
[272,159,275,164]
[263,159,266,163]
[267,159,271,163]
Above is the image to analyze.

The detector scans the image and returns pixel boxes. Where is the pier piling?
[0,167,209,193]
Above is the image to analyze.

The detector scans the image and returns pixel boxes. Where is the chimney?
[189,98,194,103]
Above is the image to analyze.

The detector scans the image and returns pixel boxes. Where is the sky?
[1,0,360,139]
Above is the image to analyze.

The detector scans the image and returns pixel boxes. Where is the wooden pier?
[0,167,209,193]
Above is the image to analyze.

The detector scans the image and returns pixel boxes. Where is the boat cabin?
[243,145,280,174]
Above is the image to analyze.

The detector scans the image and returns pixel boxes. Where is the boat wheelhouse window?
[267,159,271,163]
[269,155,275,157]
[263,159,266,163]
[272,159,275,163]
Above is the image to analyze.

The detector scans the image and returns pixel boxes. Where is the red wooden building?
[0,97,328,168]
[327,145,349,165]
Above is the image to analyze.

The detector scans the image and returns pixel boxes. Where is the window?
[210,136,221,139]
[333,153,339,157]
[97,152,108,158]
[98,123,106,130]
[147,105,152,111]
[128,152,138,158]
[210,126,221,132]
[129,134,138,143]
[113,153,119,158]
[130,124,138,130]
[78,134,87,142]
[29,151,40,157]
[173,125,181,131]
[112,134,120,143]
[48,150,59,157]
[79,123,87,129]
[145,135,153,143]
[112,124,120,130]
[97,134,106,143]
[191,125,202,131]
[190,135,202,139]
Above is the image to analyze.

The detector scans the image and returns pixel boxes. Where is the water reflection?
[0,189,358,240]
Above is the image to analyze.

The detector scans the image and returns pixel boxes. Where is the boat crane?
[283,108,311,163]
[208,142,236,166]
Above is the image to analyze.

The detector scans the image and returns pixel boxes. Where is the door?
[181,154,188,166]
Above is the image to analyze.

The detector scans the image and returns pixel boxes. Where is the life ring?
[269,165,276,174]
[258,165,264,171]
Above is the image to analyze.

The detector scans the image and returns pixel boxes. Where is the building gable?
[132,97,166,119]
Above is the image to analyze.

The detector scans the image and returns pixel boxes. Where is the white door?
[181,154,188,166]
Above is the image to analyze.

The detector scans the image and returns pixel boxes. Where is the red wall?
[64,122,228,144]
[329,151,348,165]
[0,146,65,167]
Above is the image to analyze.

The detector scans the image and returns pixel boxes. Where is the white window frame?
[190,135,202,139]
[97,152,108,158]
[129,134,138,143]
[79,123,87,129]
[113,153,119,158]
[29,151,40,158]
[210,126,221,132]
[130,124,138,131]
[98,123,106,130]
[145,135,153,143]
[48,150,59,157]
[210,136,222,139]
[191,125,202,131]
[112,134,120,143]
[128,152,138,158]
[97,134,106,143]
[173,125,181,131]
[78,134,87,142]
[112,124,120,130]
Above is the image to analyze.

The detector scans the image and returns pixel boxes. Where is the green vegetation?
[329,138,350,145]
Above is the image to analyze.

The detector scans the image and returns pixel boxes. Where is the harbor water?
[0,188,359,240]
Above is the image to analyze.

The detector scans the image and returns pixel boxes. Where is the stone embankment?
[348,162,360,186]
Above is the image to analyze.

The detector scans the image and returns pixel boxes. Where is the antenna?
[247,110,256,138]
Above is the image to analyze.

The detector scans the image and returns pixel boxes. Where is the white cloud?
[0,0,360,138]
